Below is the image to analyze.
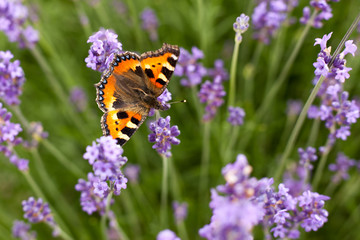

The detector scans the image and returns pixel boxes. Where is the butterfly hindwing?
[95,52,143,112]
[140,43,180,95]
[101,109,147,146]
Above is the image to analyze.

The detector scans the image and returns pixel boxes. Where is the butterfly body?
[95,43,180,146]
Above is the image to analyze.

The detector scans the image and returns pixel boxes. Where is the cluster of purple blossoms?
[308,32,359,142]
[23,122,48,149]
[286,99,303,117]
[85,28,122,72]
[300,0,339,28]
[172,201,188,223]
[0,0,39,48]
[174,46,207,87]
[0,103,28,171]
[329,152,356,184]
[69,87,88,112]
[283,147,317,197]
[157,229,180,240]
[22,197,59,236]
[233,13,250,42]
[149,88,172,117]
[140,8,159,42]
[198,77,226,121]
[0,50,26,105]
[252,0,298,44]
[12,220,36,240]
[148,116,180,158]
[227,106,245,126]
[76,136,128,215]
[200,154,330,239]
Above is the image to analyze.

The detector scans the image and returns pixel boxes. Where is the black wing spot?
[156,78,166,86]
[145,68,155,78]
[131,117,140,125]
[121,127,136,137]
[117,111,129,119]
[161,66,172,79]
[167,57,177,67]
[116,138,126,146]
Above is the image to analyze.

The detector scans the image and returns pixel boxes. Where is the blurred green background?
[1,0,360,239]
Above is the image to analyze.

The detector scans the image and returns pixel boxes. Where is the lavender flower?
[198,78,226,121]
[76,136,128,214]
[300,0,339,28]
[310,33,359,142]
[12,220,36,240]
[0,0,39,48]
[172,201,188,223]
[0,50,26,105]
[23,122,48,148]
[157,229,180,240]
[233,13,250,42]
[252,0,296,44]
[148,116,180,157]
[124,163,140,183]
[85,28,122,72]
[208,59,229,83]
[329,152,356,183]
[70,87,88,112]
[174,46,207,87]
[200,154,330,239]
[0,103,28,171]
[286,100,303,117]
[227,106,245,126]
[141,8,159,41]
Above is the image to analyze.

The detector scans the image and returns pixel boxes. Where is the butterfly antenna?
[168,100,187,105]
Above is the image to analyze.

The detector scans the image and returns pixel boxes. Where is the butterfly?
[95,43,180,146]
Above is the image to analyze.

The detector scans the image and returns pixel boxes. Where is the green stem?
[160,155,169,228]
[257,10,318,119]
[199,121,211,197]
[306,118,320,147]
[101,191,114,240]
[274,74,326,183]
[228,40,240,107]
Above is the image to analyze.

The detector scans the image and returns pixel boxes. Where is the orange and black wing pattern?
[140,43,180,95]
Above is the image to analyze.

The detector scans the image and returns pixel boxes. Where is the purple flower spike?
[300,0,338,28]
[0,0,39,48]
[148,116,180,157]
[208,59,229,83]
[0,50,26,105]
[141,8,159,41]
[124,164,140,183]
[227,106,245,126]
[157,229,180,240]
[149,88,172,117]
[174,46,207,87]
[172,201,188,223]
[329,152,356,183]
[233,13,250,42]
[12,220,36,240]
[85,28,122,72]
[70,87,88,112]
[22,197,56,226]
[198,79,226,121]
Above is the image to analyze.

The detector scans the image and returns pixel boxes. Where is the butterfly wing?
[140,43,180,97]
[101,109,148,146]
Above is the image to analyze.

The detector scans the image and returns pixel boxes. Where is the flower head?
[124,164,140,183]
[300,0,339,28]
[22,197,55,225]
[149,88,172,117]
[141,8,159,41]
[85,28,122,72]
[0,50,26,105]
[329,152,356,183]
[0,0,39,48]
[70,87,88,112]
[233,13,250,42]
[157,229,180,240]
[174,46,207,87]
[198,79,226,121]
[148,116,180,157]
[12,220,36,240]
[172,201,188,223]
[227,106,245,126]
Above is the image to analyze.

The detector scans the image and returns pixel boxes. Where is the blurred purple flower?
[0,0,39,48]
[198,78,226,121]
[12,220,36,240]
[174,47,207,87]
[329,152,356,183]
[252,0,297,44]
[227,106,245,126]
[23,122,48,148]
[124,163,140,183]
[286,100,303,117]
[300,0,339,28]
[70,87,88,112]
[0,50,26,105]
[172,201,188,223]
[85,28,122,72]
[141,8,158,41]
[0,103,28,171]
[148,116,180,157]
[208,59,229,83]
[157,229,180,240]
